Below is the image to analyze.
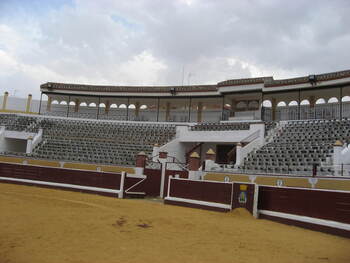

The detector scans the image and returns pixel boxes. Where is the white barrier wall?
[178,123,264,143]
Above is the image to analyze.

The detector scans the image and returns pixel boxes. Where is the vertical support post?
[197,102,203,123]
[188,152,201,180]
[66,95,70,118]
[2,91,9,110]
[97,96,101,120]
[156,97,160,122]
[118,171,126,198]
[221,95,225,121]
[38,92,43,115]
[298,89,301,120]
[271,98,277,121]
[46,96,52,112]
[167,175,172,198]
[25,94,32,113]
[235,143,242,167]
[261,93,264,121]
[159,151,168,198]
[253,184,259,218]
[165,102,171,122]
[126,97,130,121]
[340,87,343,119]
[135,151,147,176]
[188,97,192,122]
[135,101,140,118]
[333,140,343,176]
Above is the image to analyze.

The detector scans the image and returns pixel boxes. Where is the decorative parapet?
[41,82,218,93]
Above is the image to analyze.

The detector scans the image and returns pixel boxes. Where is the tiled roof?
[264,69,350,87]
[40,69,350,94]
[40,83,218,93]
[217,77,272,87]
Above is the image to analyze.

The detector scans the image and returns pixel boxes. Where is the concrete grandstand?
[0,69,350,238]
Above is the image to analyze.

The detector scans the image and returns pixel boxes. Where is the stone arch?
[277,101,287,107]
[300,99,310,105]
[288,100,298,106]
[110,103,118,108]
[262,100,272,107]
[328,97,339,103]
[342,96,350,102]
[316,98,326,104]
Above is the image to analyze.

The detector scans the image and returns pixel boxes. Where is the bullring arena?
[1,69,350,262]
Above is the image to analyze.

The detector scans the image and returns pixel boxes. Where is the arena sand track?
[0,183,349,263]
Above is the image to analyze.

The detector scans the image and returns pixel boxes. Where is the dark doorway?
[216,144,235,164]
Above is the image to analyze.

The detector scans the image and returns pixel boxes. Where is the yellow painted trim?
[205,173,251,182]
[0,156,23,164]
[0,155,134,174]
[316,179,350,191]
[63,162,98,171]
[102,165,135,174]
[27,159,60,168]
[255,176,311,188]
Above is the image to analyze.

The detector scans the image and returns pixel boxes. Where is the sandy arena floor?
[0,183,349,263]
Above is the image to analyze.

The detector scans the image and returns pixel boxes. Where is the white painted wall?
[3,138,27,152]
[178,123,264,143]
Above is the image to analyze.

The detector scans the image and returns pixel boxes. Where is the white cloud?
[0,0,350,100]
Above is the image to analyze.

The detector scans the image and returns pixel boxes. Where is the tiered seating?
[191,122,250,131]
[0,114,38,132]
[0,114,176,166]
[243,119,350,175]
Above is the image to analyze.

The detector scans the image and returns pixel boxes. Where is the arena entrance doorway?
[216,144,236,164]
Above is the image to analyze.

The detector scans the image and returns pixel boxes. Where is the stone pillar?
[2,91,9,110]
[135,151,147,176]
[119,171,126,198]
[333,140,343,176]
[135,102,140,117]
[231,99,237,117]
[197,102,203,122]
[74,99,80,112]
[205,148,216,161]
[204,148,219,171]
[152,143,160,162]
[46,97,52,112]
[309,96,316,108]
[159,151,168,198]
[25,94,32,113]
[271,98,277,121]
[188,152,201,180]
[165,102,171,121]
[105,100,110,114]
[235,143,242,167]
[26,136,33,154]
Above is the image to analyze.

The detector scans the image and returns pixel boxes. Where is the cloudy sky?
[0,0,350,99]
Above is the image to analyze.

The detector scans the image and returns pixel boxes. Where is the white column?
[159,151,168,198]
[333,140,344,176]
[235,143,242,167]
[118,171,126,198]
[26,136,33,154]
